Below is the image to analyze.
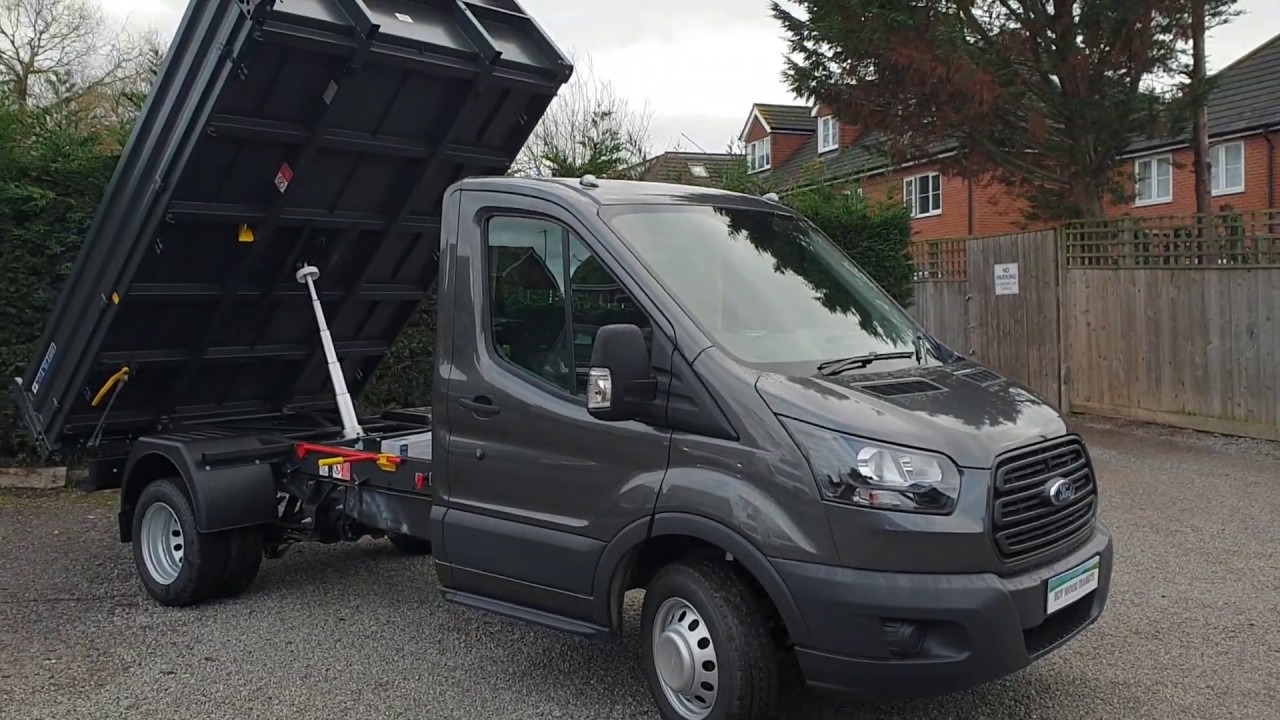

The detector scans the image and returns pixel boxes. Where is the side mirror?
[586,324,656,421]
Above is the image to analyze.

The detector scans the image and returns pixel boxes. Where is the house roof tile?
[620,151,743,185]
[756,103,815,133]
[1128,30,1280,154]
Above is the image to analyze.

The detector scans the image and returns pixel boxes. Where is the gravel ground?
[2,417,1277,720]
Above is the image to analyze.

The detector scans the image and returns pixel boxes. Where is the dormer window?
[818,115,838,153]
[748,138,772,173]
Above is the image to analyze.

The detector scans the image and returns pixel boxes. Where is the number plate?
[1046,555,1100,615]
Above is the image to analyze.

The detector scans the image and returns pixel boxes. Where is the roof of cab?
[455,176,791,212]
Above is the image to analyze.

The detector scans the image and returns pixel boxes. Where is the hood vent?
[956,367,1003,386]
[853,378,946,398]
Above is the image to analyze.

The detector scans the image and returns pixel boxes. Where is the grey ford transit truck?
[10,2,1113,719]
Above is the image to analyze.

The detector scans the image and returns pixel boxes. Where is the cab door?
[437,189,673,623]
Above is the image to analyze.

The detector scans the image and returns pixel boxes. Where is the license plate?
[1046,555,1100,615]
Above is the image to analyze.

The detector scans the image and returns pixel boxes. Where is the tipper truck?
[10,1,1114,718]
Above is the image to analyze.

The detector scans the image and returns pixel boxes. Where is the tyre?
[387,532,433,556]
[213,526,265,599]
[131,478,230,607]
[641,560,779,720]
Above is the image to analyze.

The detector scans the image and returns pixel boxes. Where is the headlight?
[781,417,961,514]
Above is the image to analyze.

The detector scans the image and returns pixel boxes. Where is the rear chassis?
[77,407,436,556]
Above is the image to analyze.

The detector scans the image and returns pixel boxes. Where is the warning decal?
[275,162,294,193]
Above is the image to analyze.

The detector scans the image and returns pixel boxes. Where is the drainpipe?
[966,154,975,235]
[1266,131,1276,209]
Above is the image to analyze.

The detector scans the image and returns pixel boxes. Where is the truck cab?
[427,174,1114,717]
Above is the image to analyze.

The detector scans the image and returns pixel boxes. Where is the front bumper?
[774,521,1114,698]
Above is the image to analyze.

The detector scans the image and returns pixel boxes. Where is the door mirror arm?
[586,324,653,421]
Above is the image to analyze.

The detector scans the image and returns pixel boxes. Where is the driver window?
[486,215,653,397]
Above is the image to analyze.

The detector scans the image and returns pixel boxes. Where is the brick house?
[739,31,1280,240]
[1117,33,1280,217]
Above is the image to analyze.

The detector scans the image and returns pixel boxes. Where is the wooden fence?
[908,210,1280,441]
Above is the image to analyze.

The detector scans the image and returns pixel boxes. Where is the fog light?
[882,620,926,658]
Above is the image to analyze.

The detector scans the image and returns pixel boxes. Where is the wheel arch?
[592,512,811,647]
[119,435,278,542]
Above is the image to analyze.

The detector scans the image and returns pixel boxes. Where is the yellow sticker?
[238,224,255,243]
[111,292,120,304]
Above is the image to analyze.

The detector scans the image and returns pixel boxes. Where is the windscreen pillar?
[295,264,363,439]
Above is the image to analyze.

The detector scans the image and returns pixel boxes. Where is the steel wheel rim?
[652,596,719,720]
[140,502,184,585]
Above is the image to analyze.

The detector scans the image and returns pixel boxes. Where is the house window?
[1135,154,1173,205]
[748,138,771,173]
[904,172,942,218]
[688,164,710,178]
[818,115,838,153]
[1211,141,1245,195]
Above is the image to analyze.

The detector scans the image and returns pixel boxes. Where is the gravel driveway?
[2,417,1278,720]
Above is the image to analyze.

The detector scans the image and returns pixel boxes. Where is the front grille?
[991,438,1097,564]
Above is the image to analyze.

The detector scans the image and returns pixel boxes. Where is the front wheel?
[131,478,230,607]
[641,561,779,720]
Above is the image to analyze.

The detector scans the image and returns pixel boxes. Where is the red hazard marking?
[275,162,294,193]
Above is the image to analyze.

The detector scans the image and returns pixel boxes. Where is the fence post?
[1055,224,1071,414]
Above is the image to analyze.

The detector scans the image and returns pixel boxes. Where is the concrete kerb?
[0,466,70,489]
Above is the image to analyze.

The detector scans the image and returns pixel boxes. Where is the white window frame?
[903,172,942,218]
[747,137,772,174]
[1210,141,1245,196]
[688,163,710,179]
[818,115,839,154]
[1134,154,1173,206]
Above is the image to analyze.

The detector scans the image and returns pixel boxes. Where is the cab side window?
[487,216,573,392]
[485,216,652,397]
[566,234,652,394]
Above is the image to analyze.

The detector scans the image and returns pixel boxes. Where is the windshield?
[601,203,926,372]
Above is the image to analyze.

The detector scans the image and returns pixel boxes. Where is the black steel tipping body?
[10,0,572,458]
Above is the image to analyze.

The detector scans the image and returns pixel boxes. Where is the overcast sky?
[104,0,1280,156]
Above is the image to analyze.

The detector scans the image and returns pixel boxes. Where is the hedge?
[0,104,124,464]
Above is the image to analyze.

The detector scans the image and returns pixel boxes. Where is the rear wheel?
[213,526,265,598]
[387,532,433,556]
[131,478,230,607]
[641,560,779,720]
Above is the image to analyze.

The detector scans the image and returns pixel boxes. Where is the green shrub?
[710,158,915,307]
[781,182,915,307]
[0,102,122,464]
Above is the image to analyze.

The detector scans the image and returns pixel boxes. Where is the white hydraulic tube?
[295,264,363,439]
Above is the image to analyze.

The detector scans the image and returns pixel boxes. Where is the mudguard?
[592,512,811,647]
[119,432,278,542]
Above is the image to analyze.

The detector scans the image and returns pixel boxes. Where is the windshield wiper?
[817,350,918,377]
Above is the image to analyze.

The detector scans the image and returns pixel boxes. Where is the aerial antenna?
[680,133,708,153]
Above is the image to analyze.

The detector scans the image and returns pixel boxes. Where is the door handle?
[458,396,500,418]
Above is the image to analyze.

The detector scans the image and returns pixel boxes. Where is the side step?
[441,590,612,640]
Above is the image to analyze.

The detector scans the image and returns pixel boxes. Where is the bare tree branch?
[512,52,654,178]
[0,0,156,110]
